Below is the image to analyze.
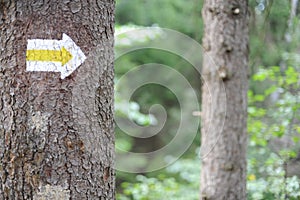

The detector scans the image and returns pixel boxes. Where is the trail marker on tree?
[26,33,86,79]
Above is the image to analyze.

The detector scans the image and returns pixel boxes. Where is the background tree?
[200,0,249,199]
[0,0,115,199]
[114,0,300,199]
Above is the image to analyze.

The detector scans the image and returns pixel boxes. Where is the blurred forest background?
[114,0,300,199]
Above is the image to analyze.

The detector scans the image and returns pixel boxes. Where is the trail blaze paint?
[26,33,86,79]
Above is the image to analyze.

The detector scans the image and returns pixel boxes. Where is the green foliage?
[114,24,201,159]
[249,0,290,70]
[118,175,180,200]
[115,0,300,199]
[248,65,300,146]
[248,153,300,200]
[247,64,300,199]
[115,91,157,127]
[116,0,203,39]
[117,157,200,200]
[114,26,162,154]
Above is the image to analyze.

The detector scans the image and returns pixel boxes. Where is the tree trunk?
[0,0,115,199]
[200,1,249,199]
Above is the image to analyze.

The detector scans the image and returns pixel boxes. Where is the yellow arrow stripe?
[26,47,73,66]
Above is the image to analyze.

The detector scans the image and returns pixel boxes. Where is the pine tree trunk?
[200,1,249,199]
[0,0,115,199]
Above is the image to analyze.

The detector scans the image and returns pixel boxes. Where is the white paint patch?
[29,111,50,150]
[26,33,86,79]
[34,185,70,200]
[30,111,49,132]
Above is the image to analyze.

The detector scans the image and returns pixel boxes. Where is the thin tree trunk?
[0,0,115,199]
[200,1,249,199]
[290,0,299,20]
[285,0,299,42]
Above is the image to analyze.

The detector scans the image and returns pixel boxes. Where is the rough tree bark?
[201,0,249,199]
[0,0,115,199]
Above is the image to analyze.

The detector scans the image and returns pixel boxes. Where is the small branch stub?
[232,7,240,15]
[192,111,202,117]
[218,66,228,80]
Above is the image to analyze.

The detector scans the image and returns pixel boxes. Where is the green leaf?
[253,69,269,81]
[270,125,285,137]
[292,136,300,143]
[285,66,298,85]
[254,94,266,102]
[264,85,278,96]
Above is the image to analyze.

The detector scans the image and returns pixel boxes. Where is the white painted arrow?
[26,33,86,79]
